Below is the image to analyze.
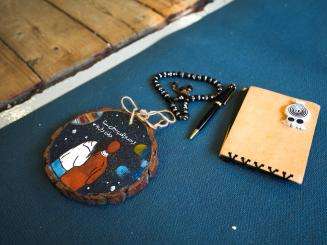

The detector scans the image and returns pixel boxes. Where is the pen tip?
[189,129,199,140]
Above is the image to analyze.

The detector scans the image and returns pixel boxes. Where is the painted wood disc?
[44,108,158,205]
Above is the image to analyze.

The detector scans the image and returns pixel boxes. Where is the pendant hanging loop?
[121,96,176,130]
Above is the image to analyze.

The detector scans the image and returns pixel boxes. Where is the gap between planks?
[0,0,233,129]
[0,0,206,111]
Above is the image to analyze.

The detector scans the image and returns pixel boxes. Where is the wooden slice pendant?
[44,108,158,205]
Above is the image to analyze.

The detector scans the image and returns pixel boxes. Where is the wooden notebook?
[219,86,320,184]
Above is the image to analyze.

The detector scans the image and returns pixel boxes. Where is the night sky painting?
[47,110,152,195]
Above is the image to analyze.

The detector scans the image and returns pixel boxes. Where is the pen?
[189,83,236,139]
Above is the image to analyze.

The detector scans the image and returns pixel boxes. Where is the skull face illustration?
[284,102,310,130]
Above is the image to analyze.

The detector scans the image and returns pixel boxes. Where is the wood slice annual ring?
[44,108,158,205]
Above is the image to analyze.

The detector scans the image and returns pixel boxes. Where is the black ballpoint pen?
[189,83,236,139]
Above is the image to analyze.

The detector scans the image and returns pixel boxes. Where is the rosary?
[151,71,224,120]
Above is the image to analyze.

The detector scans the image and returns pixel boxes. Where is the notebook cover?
[219,86,320,184]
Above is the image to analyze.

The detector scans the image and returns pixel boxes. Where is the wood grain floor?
[0,0,207,111]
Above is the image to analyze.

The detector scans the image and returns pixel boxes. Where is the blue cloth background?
[0,0,326,243]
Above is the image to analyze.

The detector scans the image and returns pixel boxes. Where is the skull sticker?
[284,101,310,130]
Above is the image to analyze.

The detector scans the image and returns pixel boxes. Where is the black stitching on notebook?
[282,171,294,179]
[268,166,279,174]
[241,157,251,164]
[225,152,293,180]
[228,152,238,160]
[253,161,264,169]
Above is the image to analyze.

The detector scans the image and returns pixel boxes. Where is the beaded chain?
[152,71,223,120]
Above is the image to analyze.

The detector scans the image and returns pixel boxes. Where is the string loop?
[121,96,176,130]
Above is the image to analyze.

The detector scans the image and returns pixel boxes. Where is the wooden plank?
[90,0,166,36]
[0,0,108,83]
[0,40,42,109]
[0,0,208,112]
[47,0,137,48]
[138,0,204,18]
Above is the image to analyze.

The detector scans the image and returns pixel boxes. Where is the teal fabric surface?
[1,0,326,243]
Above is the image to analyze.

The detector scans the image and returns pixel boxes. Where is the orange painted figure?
[60,140,121,191]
